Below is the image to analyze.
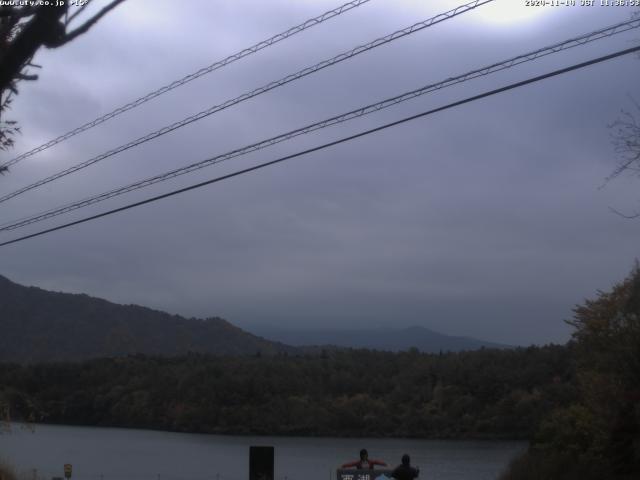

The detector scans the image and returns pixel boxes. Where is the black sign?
[249,446,274,480]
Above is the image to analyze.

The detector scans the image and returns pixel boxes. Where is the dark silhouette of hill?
[0,275,296,362]
[249,324,511,352]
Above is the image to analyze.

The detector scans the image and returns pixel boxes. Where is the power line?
[0,0,374,169]
[0,0,494,205]
[3,17,638,233]
[2,44,638,249]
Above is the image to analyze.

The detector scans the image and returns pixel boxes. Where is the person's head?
[360,449,368,460]
[401,454,410,466]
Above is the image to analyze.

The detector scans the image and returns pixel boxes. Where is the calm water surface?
[0,424,524,480]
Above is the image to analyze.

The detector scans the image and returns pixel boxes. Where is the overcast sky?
[1,0,639,345]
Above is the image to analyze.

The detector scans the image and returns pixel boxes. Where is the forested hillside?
[0,345,574,439]
[0,275,295,362]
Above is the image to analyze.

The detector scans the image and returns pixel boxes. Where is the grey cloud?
[2,0,639,346]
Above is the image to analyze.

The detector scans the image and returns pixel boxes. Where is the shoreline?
[4,421,529,443]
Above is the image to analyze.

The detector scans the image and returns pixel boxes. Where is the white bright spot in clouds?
[427,0,551,25]
[474,0,550,24]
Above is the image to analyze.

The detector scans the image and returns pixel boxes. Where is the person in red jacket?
[341,449,387,470]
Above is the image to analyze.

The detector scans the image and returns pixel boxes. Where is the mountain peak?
[249,325,511,353]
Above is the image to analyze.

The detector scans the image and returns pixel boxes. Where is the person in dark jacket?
[391,454,419,480]
[341,449,387,470]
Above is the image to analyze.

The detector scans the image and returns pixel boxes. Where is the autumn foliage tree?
[502,264,640,479]
[566,263,640,474]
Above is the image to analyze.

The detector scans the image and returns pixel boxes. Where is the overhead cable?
[2,17,638,232]
[0,0,374,169]
[1,44,638,248]
[0,0,494,204]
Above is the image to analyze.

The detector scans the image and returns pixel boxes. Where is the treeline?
[0,345,575,439]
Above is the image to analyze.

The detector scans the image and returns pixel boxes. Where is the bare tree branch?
[607,99,640,183]
[0,1,125,159]
[66,0,93,26]
[0,6,39,19]
[54,0,125,47]
[0,6,67,93]
[15,72,38,81]
[608,206,640,219]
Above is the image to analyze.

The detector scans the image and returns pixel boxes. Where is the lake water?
[0,424,525,480]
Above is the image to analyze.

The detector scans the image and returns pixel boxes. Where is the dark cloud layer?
[2,0,639,345]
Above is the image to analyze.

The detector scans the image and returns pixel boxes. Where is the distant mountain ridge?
[0,275,296,363]
[0,275,509,363]
[249,324,511,353]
